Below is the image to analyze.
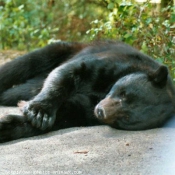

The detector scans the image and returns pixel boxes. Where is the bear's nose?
[95,105,106,119]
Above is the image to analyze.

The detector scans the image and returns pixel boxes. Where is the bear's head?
[94,66,175,130]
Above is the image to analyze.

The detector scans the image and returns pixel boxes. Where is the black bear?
[0,40,175,142]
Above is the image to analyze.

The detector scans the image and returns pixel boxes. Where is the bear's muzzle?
[94,97,122,123]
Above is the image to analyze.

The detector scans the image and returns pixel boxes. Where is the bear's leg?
[0,114,45,143]
[0,42,83,93]
[0,75,46,106]
[21,60,96,130]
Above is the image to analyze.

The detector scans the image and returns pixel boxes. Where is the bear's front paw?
[19,101,57,130]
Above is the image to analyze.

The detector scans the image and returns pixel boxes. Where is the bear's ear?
[148,65,168,88]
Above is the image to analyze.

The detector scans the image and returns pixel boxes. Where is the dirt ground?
[0,50,26,64]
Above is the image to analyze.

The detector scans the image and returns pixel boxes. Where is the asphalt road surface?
[0,106,175,175]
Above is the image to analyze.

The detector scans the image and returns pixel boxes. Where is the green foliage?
[0,0,57,50]
[0,0,102,50]
[87,1,175,82]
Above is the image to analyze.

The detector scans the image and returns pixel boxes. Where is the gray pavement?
[0,107,175,175]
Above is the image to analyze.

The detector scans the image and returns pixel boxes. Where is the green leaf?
[141,41,148,53]
[107,3,114,10]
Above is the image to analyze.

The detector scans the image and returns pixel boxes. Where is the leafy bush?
[0,0,103,50]
[0,0,58,50]
[87,1,175,82]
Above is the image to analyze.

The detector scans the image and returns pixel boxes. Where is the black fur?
[0,40,175,142]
